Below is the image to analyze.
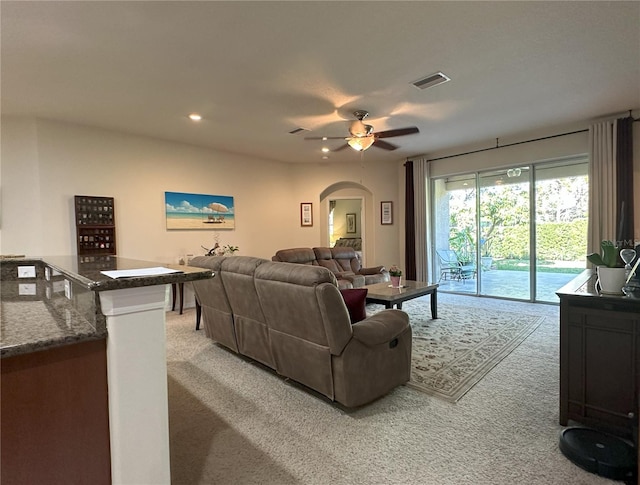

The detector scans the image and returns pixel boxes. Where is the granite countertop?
[1,280,106,358]
[1,256,214,358]
[42,255,213,291]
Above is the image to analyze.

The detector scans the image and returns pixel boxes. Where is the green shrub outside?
[451,219,587,262]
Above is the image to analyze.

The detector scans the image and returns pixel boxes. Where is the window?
[431,157,588,302]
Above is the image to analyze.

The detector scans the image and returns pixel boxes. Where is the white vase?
[596,266,627,295]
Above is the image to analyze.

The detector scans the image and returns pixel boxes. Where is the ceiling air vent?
[412,71,451,90]
[289,127,309,135]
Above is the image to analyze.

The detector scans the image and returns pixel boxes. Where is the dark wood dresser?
[557,270,640,438]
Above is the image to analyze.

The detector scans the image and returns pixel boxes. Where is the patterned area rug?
[370,300,545,403]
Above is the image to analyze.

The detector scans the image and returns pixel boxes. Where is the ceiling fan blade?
[304,136,346,140]
[374,127,419,139]
[333,143,350,152]
[373,139,398,150]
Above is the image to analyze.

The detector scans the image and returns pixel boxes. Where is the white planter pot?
[481,257,493,270]
[596,266,627,295]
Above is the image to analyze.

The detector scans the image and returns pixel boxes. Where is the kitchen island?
[1,256,213,485]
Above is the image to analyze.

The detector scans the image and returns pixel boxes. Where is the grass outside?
[492,258,585,274]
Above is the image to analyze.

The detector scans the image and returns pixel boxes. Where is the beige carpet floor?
[166,293,618,485]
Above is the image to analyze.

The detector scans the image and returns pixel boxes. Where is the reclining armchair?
[314,247,389,286]
[272,246,389,287]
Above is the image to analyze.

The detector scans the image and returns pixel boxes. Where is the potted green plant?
[586,240,622,268]
[587,240,625,294]
[480,237,493,270]
[389,265,402,288]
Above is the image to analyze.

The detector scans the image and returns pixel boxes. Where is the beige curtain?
[413,158,430,282]
[588,120,617,254]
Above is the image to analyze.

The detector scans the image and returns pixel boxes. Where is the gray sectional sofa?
[189,255,411,407]
[272,246,389,288]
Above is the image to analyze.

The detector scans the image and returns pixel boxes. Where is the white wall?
[0,118,42,254]
[292,161,401,268]
[0,117,402,266]
[427,125,590,178]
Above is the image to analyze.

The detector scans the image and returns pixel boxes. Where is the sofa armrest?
[351,310,409,347]
[358,265,385,276]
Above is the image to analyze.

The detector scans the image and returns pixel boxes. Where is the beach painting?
[165,192,235,230]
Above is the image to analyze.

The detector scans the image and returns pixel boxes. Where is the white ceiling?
[2,1,639,164]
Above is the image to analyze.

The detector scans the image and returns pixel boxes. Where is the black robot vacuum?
[559,427,636,481]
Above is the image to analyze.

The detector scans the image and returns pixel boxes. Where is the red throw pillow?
[339,288,368,324]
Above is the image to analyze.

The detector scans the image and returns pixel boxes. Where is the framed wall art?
[346,213,356,233]
[165,191,235,230]
[300,202,313,226]
[381,201,393,225]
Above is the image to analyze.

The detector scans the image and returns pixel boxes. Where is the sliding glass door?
[431,157,588,303]
[433,174,477,295]
[478,167,531,299]
[534,161,588,302]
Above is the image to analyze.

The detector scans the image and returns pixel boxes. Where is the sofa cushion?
[318,258,342,274]
[272,247,317,265]
[340,288,368,324]
[220,256,273,367]
[189,256,237,350]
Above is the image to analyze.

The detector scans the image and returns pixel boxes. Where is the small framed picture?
[300,202,313,226]
[346,213,356,233]
[381,201,393,225]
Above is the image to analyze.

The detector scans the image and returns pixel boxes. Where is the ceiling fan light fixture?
[349,121,374,137]
[347,136,375,151]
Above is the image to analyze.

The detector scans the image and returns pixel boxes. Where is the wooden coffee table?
[365,280,438,318]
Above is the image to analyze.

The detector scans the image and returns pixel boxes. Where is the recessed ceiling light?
[321,147,330,153]
[322,156,329,160]
[188,113,202,121]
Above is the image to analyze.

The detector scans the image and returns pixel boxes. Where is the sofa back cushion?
[189,256,237,351]
[220,256,273,367]
[316,259,342,275]
[272,247,318,265]
[313,247,353,273]
[254,262,353,400]
[329,246,360,273]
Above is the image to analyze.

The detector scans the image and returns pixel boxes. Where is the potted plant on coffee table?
[389,265,403,288]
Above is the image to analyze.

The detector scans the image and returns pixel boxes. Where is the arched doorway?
[320,182,374,265]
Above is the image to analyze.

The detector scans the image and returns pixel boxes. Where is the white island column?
[99,284,171,485]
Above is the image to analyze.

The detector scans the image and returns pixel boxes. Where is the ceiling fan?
[305,110,419,152]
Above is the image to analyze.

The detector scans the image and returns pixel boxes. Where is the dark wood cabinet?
[1,339,111,484]
[75,195,116,256]
[558,270,640,438]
